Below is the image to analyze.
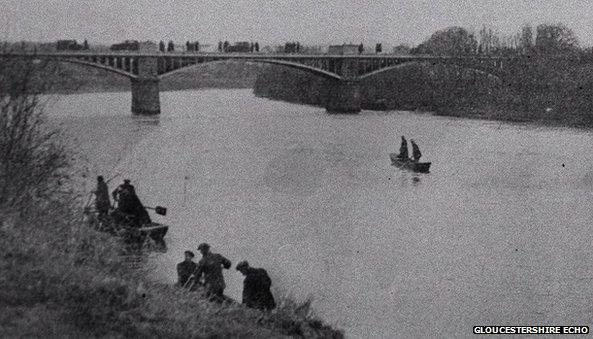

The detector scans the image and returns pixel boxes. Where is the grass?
[0,200,342,338]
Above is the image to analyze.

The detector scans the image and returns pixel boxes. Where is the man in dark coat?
[193,243,231,301]
[112,179,151,227]
[176,250,198,288]
[397,136,409,159]
[410,139,422,162]
[236,261,276,311]
[94,176,111,215]
[112,179,135,214]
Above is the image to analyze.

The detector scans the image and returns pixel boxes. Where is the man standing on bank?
[193,243,231,301]
[94,176,111,215]
[236,261,276,311]
[176,250,198,288]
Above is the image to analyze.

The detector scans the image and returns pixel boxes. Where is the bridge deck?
[1,51,528,61]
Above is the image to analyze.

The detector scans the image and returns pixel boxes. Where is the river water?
[47,89,593,338]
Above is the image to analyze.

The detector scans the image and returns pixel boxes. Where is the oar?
[146,206,167,216]
[183,274,195,289]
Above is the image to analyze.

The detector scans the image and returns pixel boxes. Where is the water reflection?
[132,114,161,126]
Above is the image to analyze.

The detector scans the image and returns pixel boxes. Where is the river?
[47,89,593,338]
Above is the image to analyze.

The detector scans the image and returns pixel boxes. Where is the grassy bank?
[0,205,342,338]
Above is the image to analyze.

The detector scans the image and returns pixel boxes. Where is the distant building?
[227,41,251,53]
[110,40,139,51]
[327,44,359,55]
[56,39,86,51]
[109,40,156,52]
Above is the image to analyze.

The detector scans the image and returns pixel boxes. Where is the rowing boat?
[389,153,431,173]
[83,208,168,244]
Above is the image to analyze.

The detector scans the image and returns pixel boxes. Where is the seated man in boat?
[410,139,422,162]
[112,179,151,227]
[397,136,409,159]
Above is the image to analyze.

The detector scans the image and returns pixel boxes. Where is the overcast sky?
[3,0,593,47]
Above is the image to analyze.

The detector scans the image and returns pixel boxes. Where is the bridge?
[0,52,539,113]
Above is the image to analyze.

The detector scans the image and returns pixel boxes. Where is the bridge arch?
[158,58,342,81]
[53,57,137,79]
[359,60,503,83]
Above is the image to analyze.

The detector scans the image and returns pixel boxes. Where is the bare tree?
[519,24,534,54]
[535,23,579,54]
[0,47,72,211]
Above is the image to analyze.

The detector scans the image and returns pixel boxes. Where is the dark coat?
[241,267,276,310]
[411,141,421,161]
[177,260,198,287]
[398,137,409,159]
[112,183,135,214]
[112,183,151,227]
[195,253,231,296]
[95,181,111,214]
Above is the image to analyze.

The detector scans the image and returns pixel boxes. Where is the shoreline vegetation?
[0,58,343,337]
[253,59,593,129]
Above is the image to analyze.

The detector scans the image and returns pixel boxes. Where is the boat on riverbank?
[83,208,168,245]
[389,153,431,173]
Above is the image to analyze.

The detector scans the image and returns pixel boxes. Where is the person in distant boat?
[410,139,422,162]
[236,261,276,311]
[176,250,198,288]
[397,136,409,159]
[112,179,151,227]
[94,176,111,215]
[193,243,232,302]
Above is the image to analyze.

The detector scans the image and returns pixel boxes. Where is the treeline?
[411,23,583,56]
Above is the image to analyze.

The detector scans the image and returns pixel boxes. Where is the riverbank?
[254,63,593,128]
[0,211,342,338]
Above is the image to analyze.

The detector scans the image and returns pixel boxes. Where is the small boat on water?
[389,153,431,173]
[83,208,169,245]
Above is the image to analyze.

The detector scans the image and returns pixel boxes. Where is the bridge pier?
[131,56,160,115]
[325,79,361,113]
[131,77,160,114]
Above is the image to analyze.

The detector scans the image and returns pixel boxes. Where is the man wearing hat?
[176,250,198,288]
[94,175,111,215]
[193,243,231,301]
[111,179,151,227]
[236,261,276,311]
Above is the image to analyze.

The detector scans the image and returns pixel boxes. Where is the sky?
[3,0,593,47]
